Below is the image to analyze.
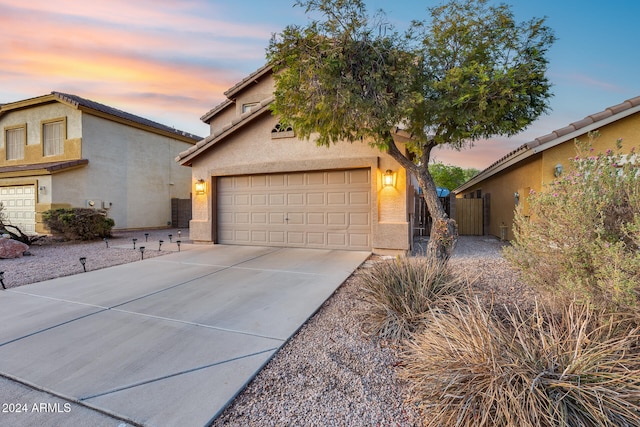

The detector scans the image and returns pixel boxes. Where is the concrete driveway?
[0,244,369,427]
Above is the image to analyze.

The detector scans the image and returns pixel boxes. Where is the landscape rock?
[0,238,29,259]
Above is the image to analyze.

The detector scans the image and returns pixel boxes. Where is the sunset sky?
[2,0,639,169]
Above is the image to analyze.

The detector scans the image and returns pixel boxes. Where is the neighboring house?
[0,92,200,234]
[176,65,415,254]
[454,96,640,241]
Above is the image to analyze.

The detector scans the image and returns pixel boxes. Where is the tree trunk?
[415,170,458,260]
[384,133,458,261]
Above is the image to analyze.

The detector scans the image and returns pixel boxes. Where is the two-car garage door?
[218,169,371,250]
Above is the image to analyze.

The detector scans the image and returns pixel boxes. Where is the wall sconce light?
[554,163,563,177]
[383,169,396,187]
[195,179,207,195]
[514,192,520,205]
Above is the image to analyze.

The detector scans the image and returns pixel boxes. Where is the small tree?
[0,203,42,245]
[268,0,555,260]
[429,163,479,191]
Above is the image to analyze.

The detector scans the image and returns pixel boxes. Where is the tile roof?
[52,92,202,141]
[454,95,640,193]
[177,96,275,166]
[0,159,89,175]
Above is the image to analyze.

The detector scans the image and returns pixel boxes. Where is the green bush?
[42,208,114,240]
[401,298,640,427]
[359,257,467,342]
[504,134,640,312]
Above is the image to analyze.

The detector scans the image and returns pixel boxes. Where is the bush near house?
[504,135,640,312]
[42,208,114,241]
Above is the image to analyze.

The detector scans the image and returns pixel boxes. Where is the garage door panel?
[218,169,371,250]
[0,185,36,234]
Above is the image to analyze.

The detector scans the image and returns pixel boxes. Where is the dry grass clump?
[401,298,640,427]
[359,257,468,342]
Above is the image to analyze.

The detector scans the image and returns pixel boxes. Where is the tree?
[429,163,479,191]
[267,0,555,260]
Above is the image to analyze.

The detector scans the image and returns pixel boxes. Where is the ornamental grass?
[359,257,467,342]
[401,298,640,427]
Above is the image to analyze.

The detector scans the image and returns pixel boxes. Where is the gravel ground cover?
[0,228,186,288]
[2,232,530,426]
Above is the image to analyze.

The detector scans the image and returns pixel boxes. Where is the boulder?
[0,238,29,259]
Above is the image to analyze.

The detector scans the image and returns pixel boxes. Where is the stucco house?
[177,65,415,254]
[454,95,640,240]
[0,92,200,234]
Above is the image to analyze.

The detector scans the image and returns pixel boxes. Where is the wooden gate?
[456,198,483,235]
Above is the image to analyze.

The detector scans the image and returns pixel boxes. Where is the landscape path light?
[0,271,5,289]
[176,240,181,252]
[132,238,137,249]
[140,246,145,260]
[158,240,164,251]
[144,233,149,242]
[168,234,173,243]
[104,237,109,248]
[79,257,87,272]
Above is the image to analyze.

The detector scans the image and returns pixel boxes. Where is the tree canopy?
[267,0,555,259]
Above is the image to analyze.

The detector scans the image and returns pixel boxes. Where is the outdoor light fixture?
[144,233,149,242]
[168,234,173,243]
[132,238,138,249]
[178,230,181,239]
[0,271,5,289]
[104,237,109,248]
[383,169,396,187]
[554,163,563,177]
[195,179,207,195]
[140,246,145,260]
[514,192,520,205]
[176,240,181,252]
[79,257,87,272]
[158,240,164,251]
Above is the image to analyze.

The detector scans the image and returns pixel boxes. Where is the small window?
[476,189,482,199]
[43,120,65,156]
[271,121,294,139]
[242,103,259,114]
[5,126,25,160]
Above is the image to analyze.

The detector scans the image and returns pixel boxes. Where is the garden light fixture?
[168,234,173,243]
[0,271,5,289]
[132,238,137,249]
[79,257,87,272]
[177,240,181,252]
[140,246,145,260]
[158,240,163,251]
[104,237,109,248]
[144,233,149,242]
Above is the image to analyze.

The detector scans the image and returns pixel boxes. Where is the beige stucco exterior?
[455,98,640,240]
[180,66,412,254]
[0,93,199,233]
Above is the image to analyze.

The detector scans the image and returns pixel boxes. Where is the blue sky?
[1,0,639,169]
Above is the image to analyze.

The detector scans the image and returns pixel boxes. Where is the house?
[454,96,640,240]
[176,65,415,254]
[0,92,200,234]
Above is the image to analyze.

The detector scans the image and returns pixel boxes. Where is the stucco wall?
[57,114,194,229]
[460,112,640,240]
[189,112,410,252]
[0,103,82,166]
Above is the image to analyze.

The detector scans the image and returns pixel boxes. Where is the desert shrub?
[504,134,640,312]
[360,257,467,342]
[42,208,114,240]
[401,298,640,427]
